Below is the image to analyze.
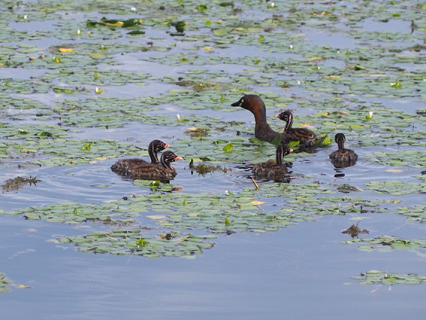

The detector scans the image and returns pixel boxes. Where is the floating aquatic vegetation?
[50,94,243,130]
[50,42,148,56]
[341,221,369,238]
[335,184,363,193]
[171,136,302,163]
[3,85,424,154]
[0,0,425,268]
[152,193,388,233]
[188,159,230,175]
[367,180,426,195]
[151,193,300,233]
[397,205,426,223]
[108,188,385,234]
[349,30,418,44]
[343,235,426,253]
[51,20,124,41]
[184,127,209,137]
[0,124,70,140]
[10,202,136,224]
[0,43,43,58]
[0,94,52,119]
[1,49,114,69]
[285,196,388,216]
[1,176,41,192]
[0,126,302,167]
[366,150,426,168]
[0,273,11,293]
[0,181,387,237]
[132,180,182,192]
[0,136,151,167]
[0,78,51,94]
[58,230,215,257]
[353,270,426,285]
[248,183,333,199]
[86,17,143,29]
[0,27,46,43]
[53,86,91,94]
[42,68,154,86]
[51,96,161,128]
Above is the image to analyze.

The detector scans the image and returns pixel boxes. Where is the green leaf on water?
[288,140,300,148]
[223,142,233,152]
[390,81,402,88]
[81,143,92,151]
[136,238,148,247]
[367,180,426,195]
[172,21,187,33]
[127,30,145,35]
[0,273,12,293]
[197,5,208,11]
[318,134,331,146]
[270,135,282,147]
[59,230,215,257]
[354,271,426,285]
[396,205,426,223]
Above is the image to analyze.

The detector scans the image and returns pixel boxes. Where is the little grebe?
[112,151,183,181]
[275,111,317,147]
[112,139,170,172]
[329,133,358,168]
[146,140,171,163]
[231,95,290,144]
[252,144,293,182]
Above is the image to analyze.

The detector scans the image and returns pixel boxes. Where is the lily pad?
[367,181,426,195]
[58,230,215,257]
[343,235,426,252]
[42,68,153,86]
[367,151,426,168]
[10,202,136,225]
[397,205,426,223]
[353,271,426,285]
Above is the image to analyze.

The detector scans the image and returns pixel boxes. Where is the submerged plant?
[1,176,41,192]
[341,221,369,238]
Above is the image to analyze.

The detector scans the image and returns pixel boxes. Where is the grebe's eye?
[240,98,244,104]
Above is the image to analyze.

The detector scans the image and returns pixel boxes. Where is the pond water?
[1,0,425,319]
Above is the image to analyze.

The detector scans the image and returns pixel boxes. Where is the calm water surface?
[0,1,425,319]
